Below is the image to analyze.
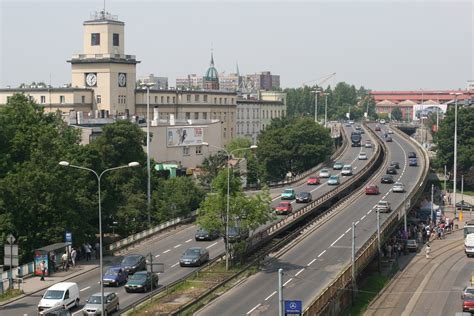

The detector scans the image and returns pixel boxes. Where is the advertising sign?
[34,251,49,276]
[285,300,302,315]
[167,126,204,147]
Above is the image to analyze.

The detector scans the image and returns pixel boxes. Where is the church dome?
[204,66,219,81]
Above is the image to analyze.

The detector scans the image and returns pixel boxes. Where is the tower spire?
[236,61,240,76]
[210,48,214,66]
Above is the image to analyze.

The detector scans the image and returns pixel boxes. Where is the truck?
[351,131,362,147]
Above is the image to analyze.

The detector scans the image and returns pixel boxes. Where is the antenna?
[103,0,106,14]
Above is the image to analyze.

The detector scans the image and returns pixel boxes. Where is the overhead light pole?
[312,89,321,123]
[449,92,462,218]
[324,92,329,128]
[201,142,257,270]
[59,161,139,315]
[140,82,155,226]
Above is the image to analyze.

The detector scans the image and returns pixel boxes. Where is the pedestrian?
[40,260,46,281]
[95,242,100,260]
[61,252,68,271]
[425,243,431,259]
[71,248,77,268]
[50,252,56,272]
[85,243,91,261]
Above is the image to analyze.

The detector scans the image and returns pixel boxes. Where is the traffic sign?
[6,234,15,245]
[65,232,72,244]
[284,300,302,315]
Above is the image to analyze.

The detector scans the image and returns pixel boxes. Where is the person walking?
[85,243,91,261]
[94,242,100,260]
[61,252,68,271]
[70,248,77,268]
[425,243,431,259]
[40,260,46,281]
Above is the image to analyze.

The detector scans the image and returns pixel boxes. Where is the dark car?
[408,152,417,158]
[385,136,393,142]
[456,200,474,211]
[124,271,158,293]
[179,247,210,267]
[120,254,146,275]
[390,161,400,169]
[386,166,397,175]
[227,226,249,243]
[195,228,219,241]
[102,266,128,287]
[375,125,381,131]
[381,175,394,183]
[406,239,418,252]
[409,157,417,166]
[296,192,312,203]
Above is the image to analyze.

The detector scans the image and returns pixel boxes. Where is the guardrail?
[303,124,430,315]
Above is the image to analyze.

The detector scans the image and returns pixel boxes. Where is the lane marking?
[171,262,179,268]
[317,250,326,258]
[295,268,305,276]
[283,278,293,287]
[163,249,171,254]
[307,258,317,266]
[331,234,345,247]
[361,215,366,220]
[206,242,218,249]
[174,244,181,248]
[80,286,90,292]
[265,291,277,301]
[355,220,360,225]
[345,227,351,234]
[155,254,160,258]
[185,238,192,243]
[247,303,261,314]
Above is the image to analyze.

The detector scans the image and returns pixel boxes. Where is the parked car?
[319,169,331,178]
[195,228,219,241]
[365,185,380,195]
[406,239,418,252]
[386,166,397,175]
[38,282,80,312]
[381,174,394,184]
[228,226,249,242]
[179,247,210,267]
[274,201,293,214]
[124,271,159,293]
[376,200,391,213]
[390,161,400,169]
[409,157,418,166]
[102,266,128,287]
[82,292,119,315]
[307,176,320,185]
[296,192,312,203]
[408,152,417,158]
[365,141,372,148]
[120,254,146,275]
[392,182,405,193]
[358,152,368,160]
[327,175,340,185]
[333,162,344,170]
[457,200,474,211]
[281,188,296,200]
[463,296,474,313]
[385,136,393,142]
[341,164,353,176]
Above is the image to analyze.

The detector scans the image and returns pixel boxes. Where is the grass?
[342,275,390,316]
[0,288,23,303]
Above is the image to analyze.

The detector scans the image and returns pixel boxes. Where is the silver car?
[376,200,391,213]
[82,292,119,316]
[319,168,330,178]
[358,152,368,160]
[392,182,405,193]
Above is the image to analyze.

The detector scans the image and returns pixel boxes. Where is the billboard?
[167,126,204,147]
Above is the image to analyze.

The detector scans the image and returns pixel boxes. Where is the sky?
[0,0,472,90]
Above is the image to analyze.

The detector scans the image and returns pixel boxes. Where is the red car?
[463,296,474,313]
[365,185,380,195]
[274,202,292,215]
[375,126,381,131]
[307,176,320,185]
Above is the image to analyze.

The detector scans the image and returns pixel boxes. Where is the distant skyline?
[0,0,472,90]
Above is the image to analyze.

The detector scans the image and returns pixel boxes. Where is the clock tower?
[69,11,139,116]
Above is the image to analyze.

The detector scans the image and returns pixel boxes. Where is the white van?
[38,282,80,312]
[465,233,474,257]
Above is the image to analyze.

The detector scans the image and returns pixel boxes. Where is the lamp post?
[140,82,155,226]
[312,89,321,123]
[324,92,329,128]
[449,92,462,218]
[59,161,139,315]
[201,142,257,270]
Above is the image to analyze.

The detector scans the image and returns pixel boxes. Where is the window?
[224,98,227,104]
[183,147,190,156]
[185,112,191,120]
[231,112,234,121]
[161,96,164,103]
[186,94,191,102]
[231,98,234,104]
[81,96,85,103]
[246,122,250,134]
[224,128,227,138]
[214,97,217,104]
[6,96,10,103]
[231,127,234,138]
[194,112,199,120]
[40,96,46,104]
[195,95,199,102]
[247,109,250,119]
[196,146,202,155]
[203,112,207,120]
[219,97,222,104]
[167,96,170,103]
[155,96,158,103]
[203,95,208,102]
[97,95,101,104]
[113,33,119,46]
[59,95,65,104]
[213,112,217,119]
[224,112,227,121]
[172,96,175,103]
[91,33,100,46]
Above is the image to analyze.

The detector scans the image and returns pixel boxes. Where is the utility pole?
[351,221,357,302]
[313,90,319,123]
[324,92,329,128]
[444,165,447,194]
[450,92,462,218]
[376,211,381,273]
[278,268,283,316]
[430,184,434,224]
[404,193,408,233]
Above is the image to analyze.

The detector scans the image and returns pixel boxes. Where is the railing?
[303,124,430,315]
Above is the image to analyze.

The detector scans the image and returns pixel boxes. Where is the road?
[1,124,372,316]
[196,123,425,316]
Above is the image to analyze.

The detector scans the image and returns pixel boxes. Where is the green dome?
[204,66,219,81]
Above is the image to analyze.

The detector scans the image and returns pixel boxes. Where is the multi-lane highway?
[196,123,425,315]
[1,124,374,315]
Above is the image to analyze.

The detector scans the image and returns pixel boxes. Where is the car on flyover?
[102,266,128,287]
[376,200,391,213]
[408,151,417,158]
[390,161,400,169]
[409,157,418,166]
[319,168,331,178]
[463,296,474,313]
[386,166,397,175]
[461,286,474,299]
[179,247,210,267]
[327,175,340,185]
[365,140,373,148]
[381,174,394,184]
[195,228,219,241]
[281,188,296,200]
[296,192,312,203]
[333,162,344,170]
[385,136,393,142]
[274,201,293,215]
[375,125,381,131]
[124,271,159,293]
[341,164,353,176]
[387,129,394,134]
[82,292,119,315]
[358,152,368,160]
[406,239,418,252]
[307,176,320,185]
[392,182,405,193]
[120,254,146,275]
[365,185,380,195]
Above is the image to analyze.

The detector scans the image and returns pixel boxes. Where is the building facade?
[176,74,203,90]
[137,74,168,89]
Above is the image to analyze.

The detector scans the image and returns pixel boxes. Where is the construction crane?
[302,72,336,124]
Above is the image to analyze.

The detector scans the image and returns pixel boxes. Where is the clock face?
[118,73,127,87]
[85,73,97,87]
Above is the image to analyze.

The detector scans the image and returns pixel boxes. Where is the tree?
[198,152,228,190]
[256,117,333,182]
[227,137,253,158]
[391,107,403,121]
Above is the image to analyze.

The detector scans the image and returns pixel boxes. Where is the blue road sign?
[65,232,72,243]
[284,300,302,314]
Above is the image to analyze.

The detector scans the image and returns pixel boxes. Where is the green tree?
[391,107,403,121]
[227,137,253,158]
[198,152,228,190]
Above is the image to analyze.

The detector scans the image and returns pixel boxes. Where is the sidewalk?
[0,258,104,307]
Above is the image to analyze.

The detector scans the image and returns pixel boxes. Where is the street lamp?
[139,82,155,226]
[201,142,257,270]
[323,92,329,128]
[312,89,321,123]
[449,92,462,218]
[59,161,139,315]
